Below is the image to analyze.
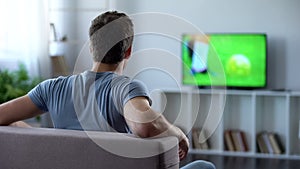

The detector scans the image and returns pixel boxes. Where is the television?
[182,33,267,89]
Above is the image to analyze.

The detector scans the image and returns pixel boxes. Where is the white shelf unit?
[160,89,300,159]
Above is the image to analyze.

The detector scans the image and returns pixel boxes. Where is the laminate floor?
[180,154,300,169]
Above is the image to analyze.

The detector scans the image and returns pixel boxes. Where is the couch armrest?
[0,126,179,169]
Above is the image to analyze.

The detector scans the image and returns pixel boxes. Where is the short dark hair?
[89,11,134,64]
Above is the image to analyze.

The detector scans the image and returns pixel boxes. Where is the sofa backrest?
[0,126,179,169]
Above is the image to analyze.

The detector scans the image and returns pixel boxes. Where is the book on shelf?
[268,132,284,154]
[224,130,235,151]
[192,128,209,150]
[224,129,248,152]
[257,132,269,153]
[263,132,274,154]
[256,131,284,154]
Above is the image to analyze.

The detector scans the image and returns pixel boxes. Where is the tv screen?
[182,33,267,88]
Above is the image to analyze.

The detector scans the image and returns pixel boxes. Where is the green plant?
[0,64,42,104]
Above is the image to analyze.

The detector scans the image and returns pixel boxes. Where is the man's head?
[89,11,134,64]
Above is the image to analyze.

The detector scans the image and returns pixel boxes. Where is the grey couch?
[0,126,179,169]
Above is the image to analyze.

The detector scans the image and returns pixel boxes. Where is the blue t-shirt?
[28,71,151,133]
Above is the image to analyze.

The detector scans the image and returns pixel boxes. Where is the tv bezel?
[181,32,268,90]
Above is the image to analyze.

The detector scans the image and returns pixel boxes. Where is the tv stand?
[197,86,265,90]
[157,88,300,160]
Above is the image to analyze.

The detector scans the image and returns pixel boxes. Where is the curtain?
[0,0,48,77]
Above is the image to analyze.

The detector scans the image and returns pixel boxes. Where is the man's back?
[28,71,150,132]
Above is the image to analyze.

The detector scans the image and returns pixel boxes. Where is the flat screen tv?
[182,33,267,89]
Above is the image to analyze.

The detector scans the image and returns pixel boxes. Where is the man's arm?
[124,96,189,160]
[0,95,44,126]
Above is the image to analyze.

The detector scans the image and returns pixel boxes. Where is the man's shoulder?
[40,75,75,88]
[128,79,148,88]
[111,75,146,88]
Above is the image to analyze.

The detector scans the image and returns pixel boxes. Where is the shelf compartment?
[255,95,288,154]
[288,96,300,156]
[191,93,225,151]
[223,95,255,153]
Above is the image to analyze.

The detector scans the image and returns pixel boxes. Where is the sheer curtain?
[0,0,49,77]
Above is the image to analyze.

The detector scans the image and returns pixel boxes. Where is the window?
[0,0,48,76]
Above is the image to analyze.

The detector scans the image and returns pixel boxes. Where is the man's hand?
[175,126,189,161]
[178,136,189,160]
[10,121,32,128]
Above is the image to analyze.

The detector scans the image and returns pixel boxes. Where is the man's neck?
[91,62,124,75]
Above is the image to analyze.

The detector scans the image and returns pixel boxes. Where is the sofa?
[0,126,179,169]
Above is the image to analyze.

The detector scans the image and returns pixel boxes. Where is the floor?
[180,154,300,169]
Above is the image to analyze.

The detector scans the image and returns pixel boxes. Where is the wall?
[48,0,109,76]
[111,0,300,91]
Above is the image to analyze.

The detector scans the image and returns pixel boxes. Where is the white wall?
[49,0,108,75]
[111,0,300,91]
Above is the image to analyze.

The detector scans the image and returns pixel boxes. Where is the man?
[0,11,215,169]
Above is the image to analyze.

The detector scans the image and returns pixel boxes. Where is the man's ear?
[124,46,132,59]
